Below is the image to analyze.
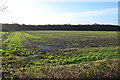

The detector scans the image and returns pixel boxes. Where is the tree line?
[2,23,120,32]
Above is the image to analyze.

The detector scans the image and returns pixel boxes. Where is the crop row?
[1,31,120,78]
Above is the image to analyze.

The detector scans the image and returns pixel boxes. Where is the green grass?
[2,32,25,51]
[1,31,120,78]
[24,31,118,39]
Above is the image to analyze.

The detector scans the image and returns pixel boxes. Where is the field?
[1,31,120,78]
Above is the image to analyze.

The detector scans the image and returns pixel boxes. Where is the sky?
[0,0,119,25]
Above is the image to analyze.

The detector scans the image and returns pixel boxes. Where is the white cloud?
[45,7,117,24]
[53,8,117,18]
[0,0,118,25]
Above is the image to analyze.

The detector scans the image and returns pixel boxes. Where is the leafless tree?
[0,0,8,11]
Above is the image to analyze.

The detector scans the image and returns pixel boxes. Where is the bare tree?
[0,0,8,11]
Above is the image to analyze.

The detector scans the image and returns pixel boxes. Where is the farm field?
[1,31,120,78]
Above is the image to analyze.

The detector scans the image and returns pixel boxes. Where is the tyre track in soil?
[21,32,60,53]
[21,33,76,53]
[21,32,39,51]
[21,32,119,53]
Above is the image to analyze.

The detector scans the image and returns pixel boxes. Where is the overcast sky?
[0,0,119,25]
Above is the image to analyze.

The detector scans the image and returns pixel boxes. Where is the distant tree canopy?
[0,0,8,11]
[2,23,120,32]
